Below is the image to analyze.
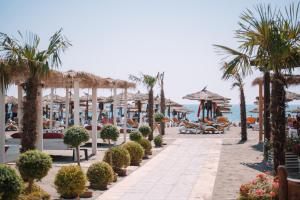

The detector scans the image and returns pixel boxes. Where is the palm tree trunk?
[272,72,286,173]
[240,87,247,141]
[21,77,39,152]
[160,86,166,135]
[263,71,271,158]
[148,88,154,141]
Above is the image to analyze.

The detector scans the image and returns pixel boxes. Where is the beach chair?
[246,117,256,128]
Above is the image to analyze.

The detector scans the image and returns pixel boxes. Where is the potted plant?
[100,125,120,146]
[63,126,90,166]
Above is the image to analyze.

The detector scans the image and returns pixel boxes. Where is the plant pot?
[115,168,127,176]
[113,173,118,182]
[80,190,93,198]
[61,195,78,200]
[130,161,141,166]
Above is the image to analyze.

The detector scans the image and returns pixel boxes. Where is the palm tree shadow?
[241,160,273,174]
[251,143,264,152]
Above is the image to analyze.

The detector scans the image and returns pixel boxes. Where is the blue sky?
[1,0,299,104]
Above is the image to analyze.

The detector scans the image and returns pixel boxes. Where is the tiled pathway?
[98,138,222,200]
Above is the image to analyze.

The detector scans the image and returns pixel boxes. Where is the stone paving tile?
[98,138,222,200]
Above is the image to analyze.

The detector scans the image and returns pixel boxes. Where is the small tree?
[64,126,89,166]
[138,125,152,138]
[0,164,23,200]
[100,125,120,146]
[16,150,52,192]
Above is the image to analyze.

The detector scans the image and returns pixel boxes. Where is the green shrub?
[138,125,152,137]
[154,113,164,123]
[100,125,120,145]
[54,165,87,199]
[64,126,89,165]
[122,141,144,166]
[19,183,50,200]
[0,164,23,200]
[103,146,130,176]
[16,150,52,189]
[154,135,163,147]
[138,138,152,157]
[87,161,114,190]
[129,130,142,142]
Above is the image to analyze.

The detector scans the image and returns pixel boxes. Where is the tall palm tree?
[0,30,71,151]
[158,72,166,135]
[214,45,250,141]
[237,3,300,172]
[129,73,159,141]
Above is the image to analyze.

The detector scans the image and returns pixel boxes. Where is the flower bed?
[239,173,279,200]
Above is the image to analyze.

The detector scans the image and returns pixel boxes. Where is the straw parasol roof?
[105,91,148,103]
[252,75,300,86]
[250,107,259,113]
[43,94,65,104]
[254,91,300,102]
[9,69,135,89]
[183,87,230,101]
[5,96,18,104]
[172,106,193,114]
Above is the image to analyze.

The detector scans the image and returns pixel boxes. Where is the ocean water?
[184,104,300,123]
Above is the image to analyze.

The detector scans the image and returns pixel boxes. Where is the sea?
[184,104,300,123]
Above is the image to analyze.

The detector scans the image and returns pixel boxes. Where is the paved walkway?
[98,138,222,200]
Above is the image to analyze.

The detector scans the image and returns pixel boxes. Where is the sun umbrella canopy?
[183,88,230,101]
[250,108,259,113]
[5,96,18,104]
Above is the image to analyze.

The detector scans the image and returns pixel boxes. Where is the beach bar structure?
[252,75,300,143]
[0,69,135,163]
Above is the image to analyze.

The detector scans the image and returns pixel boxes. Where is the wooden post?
[92,88,97,155]
[123,88,128,142]
[49,88,54,132]
[0,84,6,163]
[278,165,288,200]
[113,85,117,125]
[36,86,43,151]
[65,88,69,128]
[259,83,263,143]
[74,81,80,126]
[17,85,23,131]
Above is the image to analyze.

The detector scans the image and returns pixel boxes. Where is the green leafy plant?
[16,150,52,192]
[54,165,87,199]
[154,113,164,123]
[103,146,130,176]
[154,135,163,147]
[64,126,90,165]
[87,162,114,190]
[0,164,23,200]
[138,138,152,158]
[100,125,120,145]
[122,141,144,166]
[129,130,142,142]
[139,125,152,138]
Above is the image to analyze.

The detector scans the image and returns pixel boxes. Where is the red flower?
[255,189,265,196]
[270,191,276,197]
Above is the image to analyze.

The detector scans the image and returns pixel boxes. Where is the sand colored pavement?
[98,138,222,200]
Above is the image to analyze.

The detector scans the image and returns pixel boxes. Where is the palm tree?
[158,72,166,135]
[233,3,300,172]
[129,73,158,141]
[0,30,71,151]
[214,45,250,141]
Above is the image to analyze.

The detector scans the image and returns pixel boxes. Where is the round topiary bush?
[138,138,152,158]
[100,125,120,145]
[16,150,52,190]
[0,164,23,200]
[154,113,164,123]
[54,165,87,199]
[103,146,130,176]
[19,183,50,200]
[122,141,144,166]
[129,130,142,142]
[87,162,114,190]
[139,125,152,138]
[64,126,90,165]
[154,135,163,147]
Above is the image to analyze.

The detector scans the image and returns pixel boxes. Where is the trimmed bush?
[16,150,52,190]
[139,125,152,138]
[0,164,23,200]
[103,146,130,176]
[122,141,144,166]
[87,161,114,190]
[154,113,164,123]
[19,183,50,200]
[129,130,142,142]
[154,135,163,147]
[100,125,120,145]
[54,165,87,199]
[138,138,152,158]
[64,126,90,165]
